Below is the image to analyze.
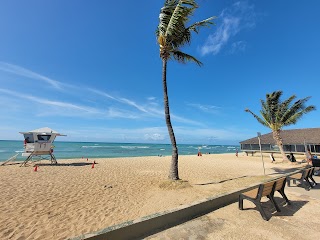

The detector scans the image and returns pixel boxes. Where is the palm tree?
[156,0,215,180]
[245,91,316,161]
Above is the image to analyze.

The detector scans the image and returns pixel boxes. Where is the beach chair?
[239,181,279,221]
[272,177,291,206]
[0,153,19,166]
[287,168,313,190]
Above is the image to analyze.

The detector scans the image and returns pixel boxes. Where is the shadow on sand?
[242,198,308,220]
[35,162,96,167]
[269,166,307,175]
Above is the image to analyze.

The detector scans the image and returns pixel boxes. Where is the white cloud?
[0,62,63,89]
[200,1,256,55]
[88,88,116,101]
[90,88,205,126]
[0,62,214,126]
[229,41,247,54]
[106,107,139,119]
[144,133,165,141]
[187,103,221,114]
[0,88,101,116]
[173,126,249,144]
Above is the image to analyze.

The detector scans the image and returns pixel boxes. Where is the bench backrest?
[274,177,286,191]
[261,181,275,196]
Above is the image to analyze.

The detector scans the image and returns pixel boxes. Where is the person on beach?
[24,137,29,148]
[270,153,275,163]
[197,147,202,156]
[306,150,312,165]
[289,152,296,162]
[236,149,238,157]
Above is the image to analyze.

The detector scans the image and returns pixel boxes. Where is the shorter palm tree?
[245,91,316,161]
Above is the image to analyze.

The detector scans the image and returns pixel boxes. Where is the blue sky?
[0,0,319,144]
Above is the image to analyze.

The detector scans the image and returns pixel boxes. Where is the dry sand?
[0,153,307,240]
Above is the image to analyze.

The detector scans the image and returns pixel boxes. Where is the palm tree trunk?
[272,130,288,162]
[162,59,179,180]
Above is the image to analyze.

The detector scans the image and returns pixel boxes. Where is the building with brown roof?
[239,128,320,155]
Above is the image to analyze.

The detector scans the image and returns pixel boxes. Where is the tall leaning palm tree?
[156,0,215,180]
[245,91,316,162]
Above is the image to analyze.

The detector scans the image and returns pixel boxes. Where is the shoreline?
[0,154,307,239]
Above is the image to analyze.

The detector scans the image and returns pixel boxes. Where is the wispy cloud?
[200,1,256,55]
[0,62,63,89]
[89,88,150,113]
[106,107,140,119]
[90,88,203,125]
[0,62,210,126]
[187,103,221,114]
[229,41,247,54]
[62,126,169,142]
[0,88,100,115]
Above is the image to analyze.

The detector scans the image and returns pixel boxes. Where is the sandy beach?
[0,153,308,240]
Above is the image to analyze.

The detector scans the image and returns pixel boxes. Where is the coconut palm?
[156,0,215,180]
[245,91,316,161]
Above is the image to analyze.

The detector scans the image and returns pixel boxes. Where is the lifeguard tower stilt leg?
[20,152,35,167]
[50,152,57,165]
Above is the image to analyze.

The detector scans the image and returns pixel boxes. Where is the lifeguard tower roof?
[19,127,66,136]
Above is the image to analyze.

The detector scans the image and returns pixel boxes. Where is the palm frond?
[266,91,282,124]
[246,91,315,132]
[187,16,216,33]
[157,0,215,63]
[245,108,269,127]
[283,104,316,126]
[172,50,202,66]
[278,95,296,123]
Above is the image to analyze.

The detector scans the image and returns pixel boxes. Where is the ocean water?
[0,140,239,162]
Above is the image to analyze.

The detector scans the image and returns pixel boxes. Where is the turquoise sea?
[0,140,239,162]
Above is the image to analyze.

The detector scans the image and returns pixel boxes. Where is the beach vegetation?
[156,0,215,180]
[245,91,316,162]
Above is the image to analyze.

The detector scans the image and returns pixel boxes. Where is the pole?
[257,133,266,175]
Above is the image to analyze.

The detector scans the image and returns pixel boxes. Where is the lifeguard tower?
[20,127,66,166]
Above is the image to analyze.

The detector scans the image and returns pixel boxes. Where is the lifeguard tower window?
[24,134,34,143]
[37,135,51,141]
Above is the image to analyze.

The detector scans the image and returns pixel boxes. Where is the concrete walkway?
[146,175,320,240]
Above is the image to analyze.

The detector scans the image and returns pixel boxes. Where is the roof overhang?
[19,127,66,136]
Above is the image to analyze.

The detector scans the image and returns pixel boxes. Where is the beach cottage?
[240,128,320,155]
[20,127,66,166]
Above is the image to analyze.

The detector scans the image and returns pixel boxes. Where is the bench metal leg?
[268,195,281,212]
[287,179,291,187]
[278,190,291,205]
[303,178,312,190]
[239,194,269,221]
[239,195,244,210]
[256,203,269,221]
[309,176,317,186]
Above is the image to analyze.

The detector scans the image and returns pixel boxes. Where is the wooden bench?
[287,167,316,190]
[239,177,289,221]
